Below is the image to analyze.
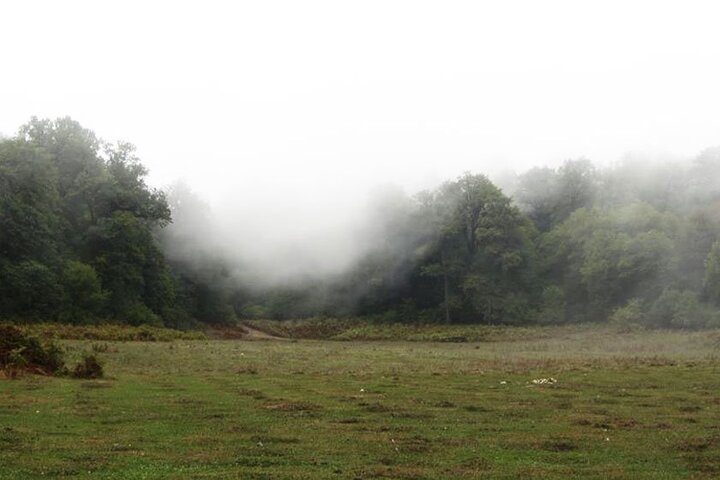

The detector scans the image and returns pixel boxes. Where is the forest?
[2,117,720,329]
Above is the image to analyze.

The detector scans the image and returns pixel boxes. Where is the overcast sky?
[3,1,720,274]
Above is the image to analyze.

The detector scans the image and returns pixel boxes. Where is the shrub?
[647,289,713,329]
[72,354,103,379]
[609,298,646,327]
[160,307,198,330]
[0,325,65,375]
[20,323,206,341]
[122,302,163,327]
[0,261,63,320]
[91,343,113,353]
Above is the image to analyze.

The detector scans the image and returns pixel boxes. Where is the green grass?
[245,318,556,342]
[1,327,720,479]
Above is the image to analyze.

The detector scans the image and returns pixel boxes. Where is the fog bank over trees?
[1,117,719,328]
[160,131,720,327]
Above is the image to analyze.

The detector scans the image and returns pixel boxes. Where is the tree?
[104,141,170,225]
[0,117,176,325]
[0,140,60,263]
[703,240,720,305]
[59,261,107,323]
[418,173,536,323]
[544,206,675,321]
[0,260,63,319]
[516,166,559,231]
[19,117,106,243]
[553,159,597,225]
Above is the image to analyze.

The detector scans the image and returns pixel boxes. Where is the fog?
[2,1,720,285]
[162,181,420,286]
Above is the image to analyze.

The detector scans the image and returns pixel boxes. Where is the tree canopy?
[1,117,719,329]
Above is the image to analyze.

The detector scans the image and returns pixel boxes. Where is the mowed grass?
[1,327,720,479]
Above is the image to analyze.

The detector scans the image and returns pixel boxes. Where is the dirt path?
[207,325,287,341]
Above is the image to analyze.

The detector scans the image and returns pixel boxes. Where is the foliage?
[536,285,566,324]
[16,323,207,342]
[516,159,597,230]
[416,173,537,323]
[647,289,714,329]
[0,325,65,375]
[59,260,107,323]
[0,260,63,319]
[0,117,187,326]
[244,318,553,342]
[609,298,646,327]
[543,207,677,321]
[1,116,719,329]
[71,354,103,379]
[0,140,59,263]
[703,240,720,305]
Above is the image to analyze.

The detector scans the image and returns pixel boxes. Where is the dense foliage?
[1,118,719,328]
[0,325,64,375]
[233,160,720,328]
[0,118,230,327]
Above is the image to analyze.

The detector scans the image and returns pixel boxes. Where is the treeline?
[2,118,720,328]
[230,157,720,328]
[0,118,230,327]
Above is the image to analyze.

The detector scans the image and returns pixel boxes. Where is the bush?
[121,302,163,327]
[160,307,200,331]
[20,323,206,341]
[71,354,103,379]
[609,298,646,327]
[0,261,63,320]
[0,325,65,375]
[647,289,713,329]
[91,342,112,353]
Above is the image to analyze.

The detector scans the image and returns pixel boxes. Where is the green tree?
[0,118,176,325]
[703,239,720,305]
[0,140,60,263]
[0,260,63,319]
[516,166,558,231]
[544,206,675,321]
[553,159,597,225]
[59,261,108,323]
[419,173,536,323]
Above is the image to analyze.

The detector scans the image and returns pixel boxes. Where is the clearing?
[1,325,719,479]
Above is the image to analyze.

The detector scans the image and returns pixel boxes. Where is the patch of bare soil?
[207,325,287,341]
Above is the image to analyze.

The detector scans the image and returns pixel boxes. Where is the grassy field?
[1,326,720,479]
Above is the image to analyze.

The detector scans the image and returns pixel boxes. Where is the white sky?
[3,1,720,276]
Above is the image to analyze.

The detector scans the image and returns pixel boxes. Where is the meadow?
[1,325,720,479]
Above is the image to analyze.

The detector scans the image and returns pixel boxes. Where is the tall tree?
[419,173,536,323]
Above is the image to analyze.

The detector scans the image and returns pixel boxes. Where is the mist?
[3,2,720,206]
[158,146,716,291]
[160,180,421,287]
[4,4,720,476]
[2,1,720,326]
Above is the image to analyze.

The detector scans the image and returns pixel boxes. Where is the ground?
[1,326,719,479]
